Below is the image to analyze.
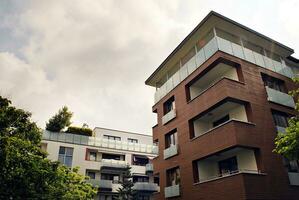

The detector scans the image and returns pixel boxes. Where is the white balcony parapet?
[265,86,295,108]
[198,169,264,183]
[133,182,159,192]
[145,163,153,172]
[42,130,158,155]
[101,159,128,169]
[154,35,294,104]
[86,179,112,189]
[288,172,299,185]
[163,144,178,160]
[164,184,180,198]
[162,109,176,125]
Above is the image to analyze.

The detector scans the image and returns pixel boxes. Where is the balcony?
[265,86,295,108]
[100,159,128,172]
[86,179,112,189]
[133,182,159,192]
[164,184,180,198]
[288,172,299,185]
[162,109,176,125]
[42,130,158,155]
[195,147,261,183]
[154,34,294,104]
[187,61,240,101]
[163,144,178,160]
[190,100,249,138]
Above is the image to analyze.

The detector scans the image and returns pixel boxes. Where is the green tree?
[274,77,299,160]
[0,96,97,199]
[115,165,137,200]
[46,106,73,132]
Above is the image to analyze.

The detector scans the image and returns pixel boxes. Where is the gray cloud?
[0,0,298,134]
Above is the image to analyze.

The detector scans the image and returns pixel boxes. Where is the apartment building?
[145,11,299,200]
[41,127,159,200]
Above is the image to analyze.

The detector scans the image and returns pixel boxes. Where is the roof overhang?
[145,11,294,87]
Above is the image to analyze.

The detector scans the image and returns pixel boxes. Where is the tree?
[46,106,73,132]
[0,96,97,199]
[115,165,137,200]
[274,77,299,160]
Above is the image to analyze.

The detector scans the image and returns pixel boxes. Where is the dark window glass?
[163,96,175,114]
[154,175,160,186]
[58,146,73,167]
[133,176,149,183]
[165,130,177,148]
[101,173,120,183]
[128,138,138,143]
[103,135,121,141]
[213,115,230,127]
[102,153,122,160]
[87,171,96,179]
[262,74,286,93]
[166,167,180,186]
[218,156,238,175]
[272,111,289,128]
[132,155,149,166]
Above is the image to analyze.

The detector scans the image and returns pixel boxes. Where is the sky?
[0,0,298,135]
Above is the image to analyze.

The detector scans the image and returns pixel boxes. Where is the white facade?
[42,128,159,200]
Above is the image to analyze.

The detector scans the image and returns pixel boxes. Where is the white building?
[41,127,159,200]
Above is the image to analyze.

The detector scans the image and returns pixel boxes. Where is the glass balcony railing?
[164,184,180,198]
[101,159,128,169]
[42,130,158,155]
[162,109,176,125]
[145,163,153,172]
[265,86,295,108]
[154,36,294,103]
[86,179,113,189]
[133,182,159,192]
[288,172,299,185]
[163,144,178,160]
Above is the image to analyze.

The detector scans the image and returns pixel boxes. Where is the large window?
[166,167,180,186]
[262,74,286,93]
[133,176,149,183]
[165,130,178,148]
[132,155,149,166]
[218,156,238,175]
[163,96,175,115]
[58,146,73,167]
[212,115,230,127]
[102,153,122,160]
[86,171,96,179]
[272,110,290,128]
[101,173,120,183]
[103,135,121,141]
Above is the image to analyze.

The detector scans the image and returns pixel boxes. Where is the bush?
[65,126,93,136]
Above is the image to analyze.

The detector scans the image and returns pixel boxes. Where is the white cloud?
[0,0,298,134]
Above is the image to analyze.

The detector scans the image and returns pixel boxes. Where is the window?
[165,130,178,148]
[132,155,149,166]
[102,153,122,160]
[99,195,113,200]
[272,110,289,128]
[86,171,96,179]
[218,156,238,175]
[262,74,286,93]
[101,173,120,183]
[128,138,138,143]
[133,176,149,183]
[138,195,150,200]
[166,167,180,186]
[163,96,175,115]
[103,135,121,141]
[213,115,230,127]
[58,146,73,167]
[154,174,160,186]
[89,151,97,161]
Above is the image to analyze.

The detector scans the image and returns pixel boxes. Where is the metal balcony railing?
[154,35,294,104]
[164,184,180,198]
[265,86,295,108]
[42,130,158,155]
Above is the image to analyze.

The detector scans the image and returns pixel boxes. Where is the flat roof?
[145,11,294,86]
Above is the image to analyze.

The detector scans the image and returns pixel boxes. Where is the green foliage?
[46,106,73,132]
[66,126,93,136]
[274,77,299,160]
[0,96,97,199]
[114,165,137,200]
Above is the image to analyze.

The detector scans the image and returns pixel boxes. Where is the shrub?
[65,126,93,136]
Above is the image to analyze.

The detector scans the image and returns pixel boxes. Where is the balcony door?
[218,156,238,175]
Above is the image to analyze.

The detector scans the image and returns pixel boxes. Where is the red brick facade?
[151,51,299,200]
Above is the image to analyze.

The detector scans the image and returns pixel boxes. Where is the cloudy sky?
[0,0,298,134]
